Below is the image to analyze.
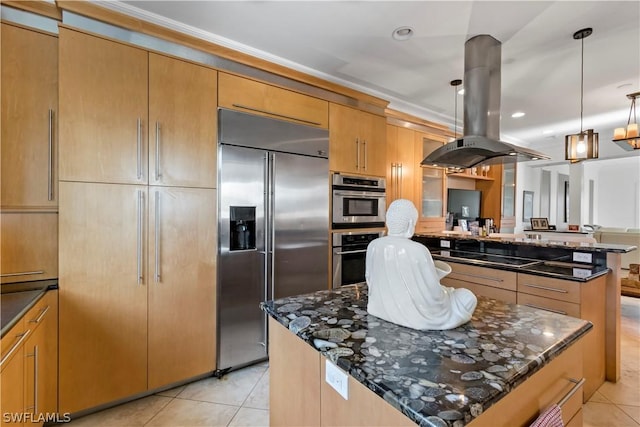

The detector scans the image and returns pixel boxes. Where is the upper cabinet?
[218,72,328,128]
[59,27,148,185]
[386,125,415,204]
[329,103,386,177]
[1,23,58,210]
[415,132,446,232]
[59,28,218,188]
[149,53,217,188]
[475,163,517,231]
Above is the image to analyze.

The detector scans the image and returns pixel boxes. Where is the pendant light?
[612,91,640,150]
[445,79,464,173]
[565,28,599,162]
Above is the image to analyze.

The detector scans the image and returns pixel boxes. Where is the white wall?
[518,156,640,230]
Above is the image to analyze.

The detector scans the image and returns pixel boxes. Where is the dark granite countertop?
[1,280,58,337]
[262,285,592,427]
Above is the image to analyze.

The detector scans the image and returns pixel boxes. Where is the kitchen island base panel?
[269,317,586,427]
[606,252,622,382]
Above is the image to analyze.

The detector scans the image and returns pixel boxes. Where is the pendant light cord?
[454,84,458,139]
[580,35,584,133]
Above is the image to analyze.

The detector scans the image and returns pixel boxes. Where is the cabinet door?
[386,125,415,204]
[1,24,58,209]
[0,213,58,284]
[358,111,387,177]
[59,28,148,184]
[149,54,218,188]
[23,291,58,426]
[415,133,445,231]
[1,319,27,427]
[329,103,360,174]
[148,187,217,389]
[58,182,147,413]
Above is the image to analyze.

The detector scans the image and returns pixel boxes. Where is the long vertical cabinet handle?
[355,138,360,170]
[363,140,368,171]
[390,164,396,200]
[154,191,161,283]
[137,190,144,285]
[25,345,38,413]
[136,118,142,180]
[398,164,403,198]
[47,109,54,201]
[155,122,162,182]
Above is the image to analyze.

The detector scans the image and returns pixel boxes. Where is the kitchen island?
[263,285,592,427]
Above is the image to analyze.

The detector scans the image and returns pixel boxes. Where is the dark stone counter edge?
[1,280,58,338]
[263,304,593,427]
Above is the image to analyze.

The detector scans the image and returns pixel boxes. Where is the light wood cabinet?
[58,182,148,413]
[386,125,415,204]
[1,319,27,427]
[218,72,329,128]
[415,133,446,233]
[1,23,58,210]
[59,27,148,184]
[329,103,386,177]
[23,291,58,427]
[517,272,605,400]
[441,261,517,303]
[0,291,58,427]
[0,213,58,284]
[148,187,217,389]
[149,53,218,188]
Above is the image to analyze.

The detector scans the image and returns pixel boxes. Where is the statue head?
[386,199,418,238]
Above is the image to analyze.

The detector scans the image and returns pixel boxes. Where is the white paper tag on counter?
[573,268,592,278]
[572,252,592,263]
[440,240,451,248]
[325,359,349,400]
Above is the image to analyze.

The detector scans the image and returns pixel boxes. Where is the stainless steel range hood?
[422,35,549,169]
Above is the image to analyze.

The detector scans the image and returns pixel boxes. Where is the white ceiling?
[104,0,640,163]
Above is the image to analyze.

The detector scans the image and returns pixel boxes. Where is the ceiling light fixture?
[612,91,640,151]
[392,26,414,41]
[511,112,525,118]
[440,79,464,172]
[565,28,598,162]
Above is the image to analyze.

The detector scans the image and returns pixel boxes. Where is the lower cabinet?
[440,262,517,303]
[0,290,58,427]
[59,181,217,413]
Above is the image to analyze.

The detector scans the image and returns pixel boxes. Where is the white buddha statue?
[366,199,477,330]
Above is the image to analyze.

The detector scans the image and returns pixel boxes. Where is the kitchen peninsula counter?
[1,279,58,337]
[263,285,591,427]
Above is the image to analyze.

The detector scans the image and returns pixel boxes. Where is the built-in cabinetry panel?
[58,28,218,414]
[330,103,386,177]
[218,72,329,128]
[441,261,517,303]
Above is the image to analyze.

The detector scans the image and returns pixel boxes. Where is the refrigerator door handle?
[269,153,276,301]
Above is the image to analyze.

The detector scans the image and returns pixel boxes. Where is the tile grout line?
[143,395,175,427]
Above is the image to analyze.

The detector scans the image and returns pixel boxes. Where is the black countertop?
[262,285,592,427]
[1,280,58,337]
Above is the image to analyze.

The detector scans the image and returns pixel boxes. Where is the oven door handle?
[334,249,368,255]
[333,191,385,199]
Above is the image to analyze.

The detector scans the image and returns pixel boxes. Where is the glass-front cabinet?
[416,133,446,232]
[500,162,516,232]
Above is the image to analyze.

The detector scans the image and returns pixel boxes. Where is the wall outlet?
[572,252,593,263]
[440,240,451,248]
[325,360,349,400]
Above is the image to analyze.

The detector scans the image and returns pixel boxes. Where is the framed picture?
[458,219,468,231]
[522,191,534,222]
[530,217,549,230]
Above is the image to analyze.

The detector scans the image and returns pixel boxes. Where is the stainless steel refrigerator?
[217,109,329,372]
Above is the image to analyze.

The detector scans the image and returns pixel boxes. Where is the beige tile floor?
[62,297,640,427]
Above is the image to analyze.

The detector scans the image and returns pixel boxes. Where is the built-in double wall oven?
[332,174,386,229]
[332,230,384,288]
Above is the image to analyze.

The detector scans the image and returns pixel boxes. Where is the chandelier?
[613,92,640,151]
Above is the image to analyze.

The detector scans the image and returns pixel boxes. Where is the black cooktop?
[431,249,540,267]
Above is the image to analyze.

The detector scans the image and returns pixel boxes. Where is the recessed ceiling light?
[392,26,414,41]
[511,111,525,118]
[542,129,554,134]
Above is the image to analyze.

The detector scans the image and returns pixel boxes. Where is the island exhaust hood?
[422,35,549,169]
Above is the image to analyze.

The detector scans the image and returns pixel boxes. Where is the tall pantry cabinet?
[58,27,218,413]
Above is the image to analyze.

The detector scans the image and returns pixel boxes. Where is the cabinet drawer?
[1,317,27,366]
[24,291,56,334]
[517,293,581,318]
[442,278,516,304]
[445,262,517,291]
[219,72,329,128]
[517,273,580,304]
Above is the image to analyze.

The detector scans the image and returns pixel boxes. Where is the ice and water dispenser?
[230,206,256,251]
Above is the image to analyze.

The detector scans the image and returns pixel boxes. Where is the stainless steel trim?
[559,378,585,407]
[390,163,396,199]
[155,121,161,182]
[48,109,54,201]
[450,272,503,282]
[333,191,386,200]
[398,163,403,198]
[137,190,144,284]
[269,153,276,301]
[524,303,566,316]
[262,152,270,351]
[523,283,568,293]
[34,345,39,413]
[363,140,368,171]
[335,249,368,255]
[0,271,44,278]
[355,138,360,169]
[136,118,142,180]
[28,306,50,324]
[1,5,59,34]
[154,191,161,283]
[231,104,322,126]
[0,331,30,367]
